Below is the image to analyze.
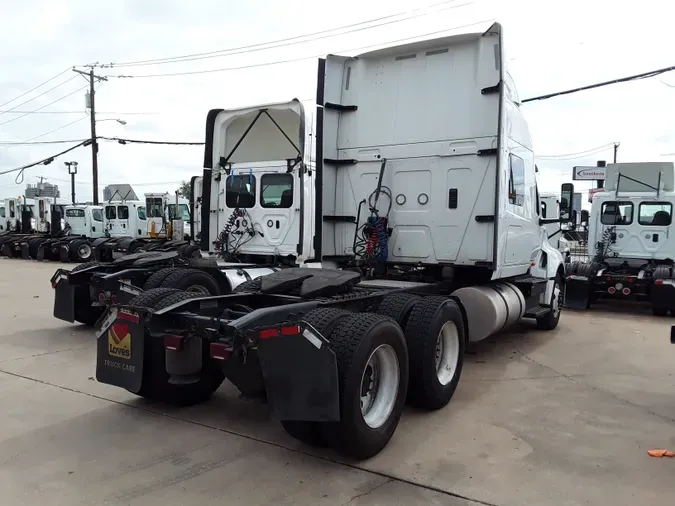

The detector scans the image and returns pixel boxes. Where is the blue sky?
[0,0,672,203]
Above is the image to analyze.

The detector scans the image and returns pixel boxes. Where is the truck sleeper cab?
[86,23,565,461]
[565,162,675,314]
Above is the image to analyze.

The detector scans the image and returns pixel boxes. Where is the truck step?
[523,306,551,318]
[513,276,548,286]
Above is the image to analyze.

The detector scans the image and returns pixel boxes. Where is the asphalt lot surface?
[1,258,674,505]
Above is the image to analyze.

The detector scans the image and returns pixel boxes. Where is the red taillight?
[210,343,232,361]
[51,282,56,289]
[655,279,664,285]
[98,293,107,302]
[163,335,183,351]
[281,325,301,336]
[608,287,616,294]
[110,295,118,304]
[627,278,633,283]
[622,288,631,295]
[259,328,279,339]
[606,276,612,281]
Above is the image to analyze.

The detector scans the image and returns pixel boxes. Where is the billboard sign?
[573,166,606,181]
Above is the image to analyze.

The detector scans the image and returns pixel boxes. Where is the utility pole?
[613,142,620,163]
[72,68,107,204]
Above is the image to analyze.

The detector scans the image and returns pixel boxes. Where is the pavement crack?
[0,369,501,506]
[0,346,89,364]
[340,478,391,506]
[513,349,579,384]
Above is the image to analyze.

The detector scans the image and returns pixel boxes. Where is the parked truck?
[55,23,565,459]
[0,197,69,257]
[565,162,675,314]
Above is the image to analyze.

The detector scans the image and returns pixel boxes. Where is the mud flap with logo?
[95,308,145,393]
[53,273,76,322]
[256,323,340,422]
[564,275,591,309]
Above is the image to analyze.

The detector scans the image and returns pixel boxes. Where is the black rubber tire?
[153,290,203,310]
[143,268,185,290]
[132,291,225,406]
[654,265,672,280]
[280,308,352,448]
[158,268,220,295]
[375,293,421,327]
[180,244,201,259]
[537,274,563,330]
[29,238,47,259]
[566,261,579,276]
[128,288,182,309]
[404,296,465,411]
[71,261,103,273]
[70,239,94,262]
[233,277,263,293]
[321,313,408,460]
[652,307,669,317]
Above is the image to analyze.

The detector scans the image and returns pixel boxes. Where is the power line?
[522,64,675,103]
[99,136,204,146]
[0,110,158,115]
[0,140,91,184]
[0,75,78,116]
[0,68,70,109]
[104,19,494,79]
[0,84,89,126]
[1,116,89,147]
[91,0,471,69]
[536,143,616,160]
[0,138,88,146]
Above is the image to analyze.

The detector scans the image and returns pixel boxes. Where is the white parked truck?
[565,161,675,314]
[540,192,572,261]
[61,23,565,460]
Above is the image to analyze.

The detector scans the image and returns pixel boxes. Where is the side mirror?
[580,209,589,227]
[560,183,574,222]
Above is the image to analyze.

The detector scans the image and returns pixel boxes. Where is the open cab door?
[202,100,311,263]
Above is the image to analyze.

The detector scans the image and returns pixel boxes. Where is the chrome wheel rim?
[435,321,460,385]
[552,282,562,317]
[78,244,92,260]
[186,284,210,295]
[360,344,400,429]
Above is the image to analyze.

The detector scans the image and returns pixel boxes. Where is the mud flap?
[1,243,13,257]
[36,245,46,261]
[53,275,76,322]
[256,324,340,422]
[59,245,70,262]
[564,275,590,309]
[95,308,145,393]
[20,242,30,259]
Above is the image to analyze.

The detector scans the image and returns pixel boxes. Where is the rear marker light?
[98,293,107,302]
[608,287,616,294]
[606,276,612,281]
[622,288,631,296]
[259,328,279,339]
[656,279,664,285]
[210,343,232,361]
[164,335,183,351]
[280,325,301,336]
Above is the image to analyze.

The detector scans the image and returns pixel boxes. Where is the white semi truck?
[56,23,565,460]
[565,161,675,314]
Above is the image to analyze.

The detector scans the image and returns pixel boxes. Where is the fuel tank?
[451,282,526,342]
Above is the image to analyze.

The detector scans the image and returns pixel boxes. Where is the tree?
[176,180,191,198]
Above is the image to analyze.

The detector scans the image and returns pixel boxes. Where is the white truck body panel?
[317,23,546,280]
[64,205,105,238]
[588,162,675,263]
[104,200,147,238]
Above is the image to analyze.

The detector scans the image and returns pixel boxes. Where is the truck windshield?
[138,206,146,220]
[146,198,163,218]
[168,204,190,220]
[66,209,86,217]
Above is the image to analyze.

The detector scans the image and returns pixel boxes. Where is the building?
[103,184,138,201]
[25,182,60,198]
